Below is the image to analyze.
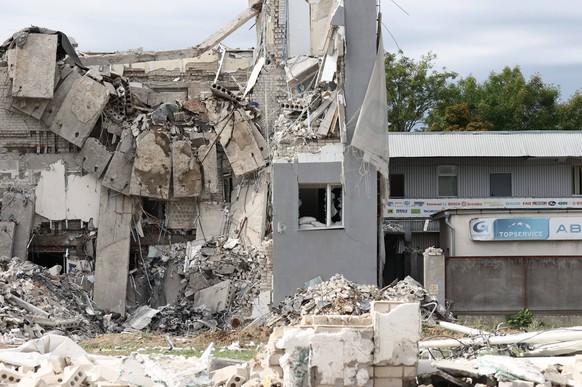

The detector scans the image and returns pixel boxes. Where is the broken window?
[438,165,458,197]
[573,166,582,195]
[298,184,343,229]
[389,174,405,198]
[490,173,512,197]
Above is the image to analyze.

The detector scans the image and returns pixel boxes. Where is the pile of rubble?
[122,237,270,335]
[0,256,104,344]
[269,274,454,326]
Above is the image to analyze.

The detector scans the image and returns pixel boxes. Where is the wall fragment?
[196,202,226,240]
[10,34,58,99]
[49,75,109,147]
[192,133,219,195]
[93,189,134,315]
[230,176,268,246]
[0,191,34,260]
[0,222,15,258]
[130,131,171,199]
[193,280,231,313]
[41,68,82,127]
[102,130,135,195]
[218,109,266,177]
[172,139,202,198]
[34,160,101,222]
[77,138,113,179]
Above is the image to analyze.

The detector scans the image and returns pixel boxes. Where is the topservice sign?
[470,217,582,241]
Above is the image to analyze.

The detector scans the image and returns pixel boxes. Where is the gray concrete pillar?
[423,247,445,305]
[93,189,134,315]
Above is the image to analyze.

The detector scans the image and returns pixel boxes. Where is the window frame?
[389,174,405,198]
[437,165,458,197]
[298,183,344,230]
[573,165,582,196]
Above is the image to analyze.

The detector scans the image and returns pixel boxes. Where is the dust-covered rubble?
[268,274,455,326]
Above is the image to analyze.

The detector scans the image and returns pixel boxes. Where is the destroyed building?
[0,0,389,316]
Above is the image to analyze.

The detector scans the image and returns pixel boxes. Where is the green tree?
[385,51,457,132]
[558,91,582,130]
[427,66,560,131]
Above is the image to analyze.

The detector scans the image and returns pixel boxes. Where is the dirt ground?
[79,326,273,359]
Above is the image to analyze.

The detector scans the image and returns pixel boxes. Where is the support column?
[423,247,445,305]
[94,189,134,315]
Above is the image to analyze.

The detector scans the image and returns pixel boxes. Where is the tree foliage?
[384,51,457,132]
[427,66,561,131]
[385,52,582,131]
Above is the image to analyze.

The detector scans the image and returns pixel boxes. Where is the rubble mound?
[0,256,103,344]
[270,274,454,325]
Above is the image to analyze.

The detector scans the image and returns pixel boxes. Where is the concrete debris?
[123,238,271,335]
[269,274,454,326]
[0,256,104,344]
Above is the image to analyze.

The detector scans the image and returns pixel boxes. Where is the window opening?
[298,184,343,229]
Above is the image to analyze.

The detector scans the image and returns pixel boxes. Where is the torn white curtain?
[350,31,389,177]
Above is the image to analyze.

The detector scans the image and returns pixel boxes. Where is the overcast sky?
[2,1,581,99]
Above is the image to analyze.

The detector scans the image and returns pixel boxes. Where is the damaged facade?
[0,0,387,318]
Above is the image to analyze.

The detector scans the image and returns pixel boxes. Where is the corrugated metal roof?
[389,131,582,158]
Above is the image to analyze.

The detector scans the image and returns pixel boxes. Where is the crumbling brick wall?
[0,68,71,154]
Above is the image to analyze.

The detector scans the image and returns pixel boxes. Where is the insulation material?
[130,131,172,199]
[218,109,266,177]
[10,34,58,99]
[230,176,268,246]
[49,75,109,147]
[350,32,389,177]
[172,139,202,198]
[34,160,101,223]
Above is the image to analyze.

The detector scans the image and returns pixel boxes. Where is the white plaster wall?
[35,161,101,223]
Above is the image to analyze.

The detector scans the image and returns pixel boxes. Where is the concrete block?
[11,34,57,99]
[211,365,249,386]
[374,366,403,378]
[171,139,201,198]
[130,131,171,199]
[373,303,420,366]
[217,108,266,177]
[77,138,113,179]
[402,366,417,378]
[0,365,24,384]
[0,222,15,258]
[193,280,231,313]
[43,366,86,387]
[374,377,402,387]
[371,301,403,314]
[49,75,109,147]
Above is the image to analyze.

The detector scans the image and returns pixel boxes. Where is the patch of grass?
[505,308,534,330]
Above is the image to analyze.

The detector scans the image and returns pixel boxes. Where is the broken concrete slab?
[130,131,171,199]
[172,139,202,198]
[102,130,135,195]
[49,75,109,147]
[196,202,226,240]
[230,176,268,246]
[193,280,231,313]
[373,302,420,366]
[0,222,15,258]
[217,108,266,177]
[41,67,82,127]
[93,189,134,315]
[77,138,113,179]
[126,306,160,330]
[10,34,58,99]
[0,190,34,260]
[10,97,50,120]
[192,133,220,195]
